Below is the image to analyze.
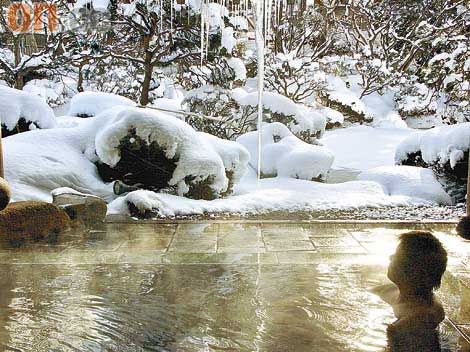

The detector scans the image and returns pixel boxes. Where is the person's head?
[388,231,447,295]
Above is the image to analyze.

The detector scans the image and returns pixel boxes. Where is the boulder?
[52,191,107,226]
[0,201,70,245]
[0,177,11,211]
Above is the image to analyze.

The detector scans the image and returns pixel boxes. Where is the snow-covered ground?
[322,126,418,171]
[108,167,437,217]
[2,88,457,218]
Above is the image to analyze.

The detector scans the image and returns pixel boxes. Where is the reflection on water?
[0,262,463,352]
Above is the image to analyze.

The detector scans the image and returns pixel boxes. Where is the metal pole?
[0,126,3,179]
[467,150,470,216]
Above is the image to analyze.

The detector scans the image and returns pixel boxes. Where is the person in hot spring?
[371,231,448,352]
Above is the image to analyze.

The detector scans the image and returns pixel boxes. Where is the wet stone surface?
[0,221,468,351]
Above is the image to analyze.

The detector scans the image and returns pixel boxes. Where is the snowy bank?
[237,122,334,181]
[358,166,451,205]
[108,173,437,217]
[68,91,136,117]
[0,85,56,135]
[322,125,418,171]
[396,123,470,168]
[395,123,470,203]
[5,105,249,203]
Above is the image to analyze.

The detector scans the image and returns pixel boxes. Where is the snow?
[318,107,344,126]
[227,58,247,82]
[199,132,250,185]
[235,90,298,116]
[358,166,452,205]
[74,0,110,11]
[0,85,57,131]
[229,16,248,30]
[396,122,470,168]
[93,106,229,196]
[4,125,113,202]
[237,122,334,180]
[107,174,435,217]
[221,27,236,54]
[325,75,365,115]
[68,91,136,117]
[322,125,418,171]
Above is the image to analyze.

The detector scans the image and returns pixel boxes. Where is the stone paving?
[0,220,469,344]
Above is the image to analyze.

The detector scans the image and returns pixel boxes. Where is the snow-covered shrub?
[23,79,72,107]
[68,91,136,117]
[394,81,439,127]
[0,86,57,137]
[265,54,327,103]
[358,166,451,205]
[184,87,326,143]
[319,75,371,124]
[237,122,334,181]
[396,123,470,203]
[421,36,469,124]
[92,106,245,200]
[234,89,326,144]
[317,107,345,129]
[183,85,245,140]
[199,132,250,196]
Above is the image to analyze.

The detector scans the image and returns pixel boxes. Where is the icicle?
[200,0,205,65]
[170,0,174,33]
[253,0,265,184]
[160,0,163,34]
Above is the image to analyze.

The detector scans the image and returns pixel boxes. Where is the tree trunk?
[14,74,24,90]
[77,65,84,93]
[140,35,153,106]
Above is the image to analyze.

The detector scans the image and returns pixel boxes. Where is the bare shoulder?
[369,284,399,305]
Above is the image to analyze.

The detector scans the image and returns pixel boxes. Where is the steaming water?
[0,262,461,351]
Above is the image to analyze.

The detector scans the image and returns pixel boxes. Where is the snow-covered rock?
[395,123,470,202]
[199,132,250,194]
[107,176,436,218]
[4,126,113,202]
[68,91,136,117]
[396,123,470,168]
[5,105,249,204]
[237,122,334,181]
[93,106,230,199]
[0,85,57,134]
[358,166,452,205]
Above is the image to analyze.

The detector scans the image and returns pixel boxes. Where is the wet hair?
[395,231,447,293]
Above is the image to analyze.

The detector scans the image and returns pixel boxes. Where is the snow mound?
[0,85,56,132]
[93,107,229,197]
[68,91,136,117]
[4,126,113,202]
[108,176,434,218]
[358,166,452,205]
[325,75,366,115]
[396,123,470,168]
[199,132,250,189]
[235,91,298,116]
[237,122,334,181]
[318,107,345,127]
